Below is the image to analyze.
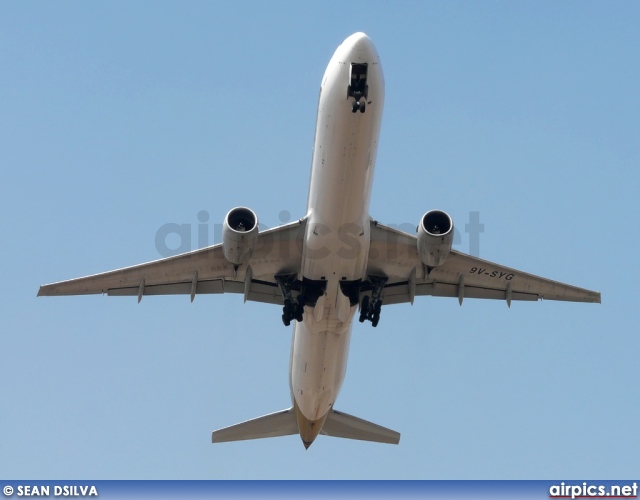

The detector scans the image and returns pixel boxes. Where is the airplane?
[38,32,601,449]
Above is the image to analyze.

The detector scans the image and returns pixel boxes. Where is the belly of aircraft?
[288,32,385,446]
[289,280,355,422]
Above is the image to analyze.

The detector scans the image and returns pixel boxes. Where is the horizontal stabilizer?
[321,409,400,444]
[212,408,298,443]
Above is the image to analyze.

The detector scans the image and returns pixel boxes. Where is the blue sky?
[1,1,638,479]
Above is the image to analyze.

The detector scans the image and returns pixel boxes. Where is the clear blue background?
[1,1,638,479]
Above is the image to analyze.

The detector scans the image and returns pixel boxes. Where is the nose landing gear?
[351,100,366,113]
[348,63,368,114]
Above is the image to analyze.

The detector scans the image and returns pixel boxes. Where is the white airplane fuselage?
[37,31,601,449]
[290,33,384,446]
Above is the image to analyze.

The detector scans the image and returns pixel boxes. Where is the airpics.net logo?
[549,482,638,499]
[154,209,486,258]
[3,485,98,497]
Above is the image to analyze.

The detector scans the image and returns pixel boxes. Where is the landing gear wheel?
[276,274,302,328]
[352,100,359,113]
[293,304,303,322]
[282,298,294,326]
[359,295,370,322]
[282,314,291,327]
[359,277,387,328]
[360,101,366,113]
[371,300,381,326]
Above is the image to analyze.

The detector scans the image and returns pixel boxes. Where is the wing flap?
[216,279,282,305]
[107,280,225,297]
[102,279,282,304]
[381,281,538,305]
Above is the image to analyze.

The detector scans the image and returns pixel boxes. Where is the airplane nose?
[346,32,372,49]
[340,32,378,62]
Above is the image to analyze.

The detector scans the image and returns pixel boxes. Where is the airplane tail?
[211,407,400,445]
[321,409,400,444]
[211,408,298,443]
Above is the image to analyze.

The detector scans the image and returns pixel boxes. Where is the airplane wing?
[38,219,306,306]
[366,221,601,306]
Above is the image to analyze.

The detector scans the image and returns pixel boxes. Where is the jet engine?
[222,207,259,266]
[417,210,454,267]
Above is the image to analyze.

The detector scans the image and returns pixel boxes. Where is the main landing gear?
[276,275,304,326]
[276,277,326,327]
[282,297,304,326]
[358,276,387,327]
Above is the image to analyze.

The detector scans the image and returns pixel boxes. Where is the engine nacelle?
[222,207,259,266]
[417,210,454,267]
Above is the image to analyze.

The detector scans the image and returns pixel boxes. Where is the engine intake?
[417,210,454,267]
[222,207,259,266]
